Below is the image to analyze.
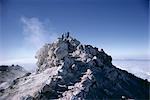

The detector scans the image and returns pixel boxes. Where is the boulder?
[54,42,68,60]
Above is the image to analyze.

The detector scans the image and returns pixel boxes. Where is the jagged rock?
[0,65,27,90]
[35,44,50,68]
[84,45,97,56]
[60,69,94,100]
[0,33,149,100]
[54,42,68,60]
[71,64,78,71]
[92,56,104,67]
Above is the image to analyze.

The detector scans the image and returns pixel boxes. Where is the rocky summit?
[0,33,149,100]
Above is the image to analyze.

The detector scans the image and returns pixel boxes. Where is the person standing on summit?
[61,32,69,40]
[66,32,69,38]
[62,34,64,39]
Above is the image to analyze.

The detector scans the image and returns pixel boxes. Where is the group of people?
[62,32,70,39]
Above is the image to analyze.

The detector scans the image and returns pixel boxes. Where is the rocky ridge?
[0,33,149,100]
[0,65,27,92]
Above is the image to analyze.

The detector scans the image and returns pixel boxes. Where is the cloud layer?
[21,16,58,49]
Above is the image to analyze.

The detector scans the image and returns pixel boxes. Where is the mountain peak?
[0,33,149,100]
[35,33,112,72]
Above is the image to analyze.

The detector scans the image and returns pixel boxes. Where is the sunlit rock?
[0,33,149,100]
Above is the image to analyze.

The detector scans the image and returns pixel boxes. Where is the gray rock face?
[0,33,149,100]
[0,65,27,92]
[60,69,94,100]
[54,42,68,60]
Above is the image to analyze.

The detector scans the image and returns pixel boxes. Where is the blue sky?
[0,0,149,64]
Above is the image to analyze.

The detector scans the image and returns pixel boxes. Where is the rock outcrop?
[0,33,149,100]
[0,65,27,92]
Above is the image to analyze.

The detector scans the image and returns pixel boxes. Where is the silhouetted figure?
[66,32,69,38]
[101,49,104,52]
[62,34,64,39]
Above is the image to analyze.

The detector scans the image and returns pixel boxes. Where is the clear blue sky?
[0,0,149,63]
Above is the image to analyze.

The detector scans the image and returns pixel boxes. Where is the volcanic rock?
[0,33,149,100]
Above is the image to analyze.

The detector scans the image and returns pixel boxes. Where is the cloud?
[21,16,58,49]
[0,17,58,69]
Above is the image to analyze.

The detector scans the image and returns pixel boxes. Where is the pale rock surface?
[0,33,149,100]
[0,65,27,91]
